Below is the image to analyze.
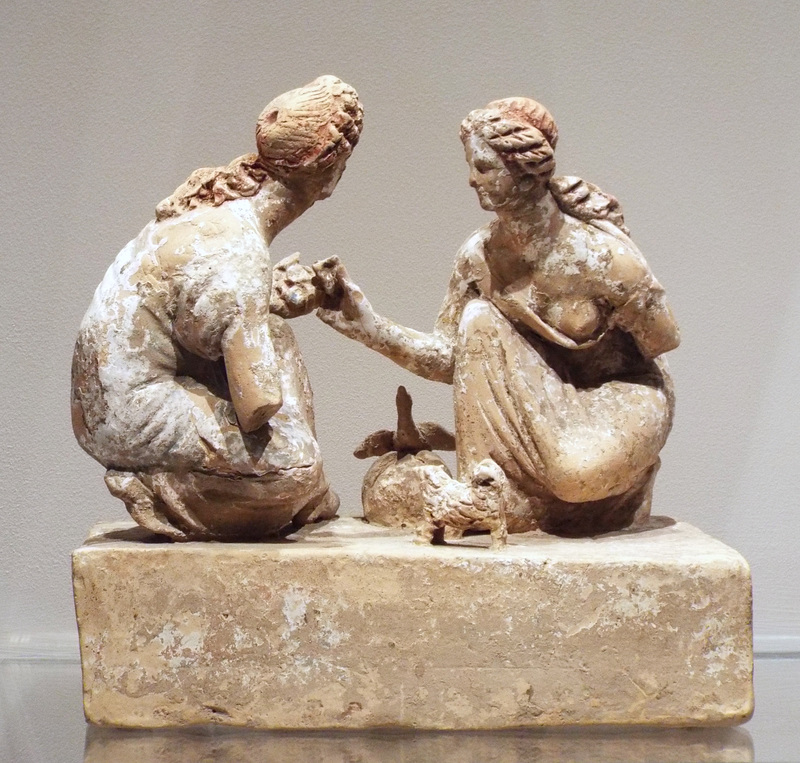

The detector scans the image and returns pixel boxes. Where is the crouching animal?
[416,459,508,550]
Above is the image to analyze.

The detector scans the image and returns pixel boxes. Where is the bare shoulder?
[453,223,492,277]
[459,223,492,256]
[434,225,492,332]
[575,221,652,304]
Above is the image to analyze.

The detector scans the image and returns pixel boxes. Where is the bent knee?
[545,446,643,504]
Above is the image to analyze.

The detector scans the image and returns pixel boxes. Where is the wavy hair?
[461,97,629,235]
[156,76,363,221]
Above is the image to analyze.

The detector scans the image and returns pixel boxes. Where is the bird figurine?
[356,386,454,529]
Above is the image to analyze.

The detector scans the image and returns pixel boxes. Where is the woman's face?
[464,135,517,211]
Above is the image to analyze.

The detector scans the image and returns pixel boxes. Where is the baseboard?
[1,632,798,663]
[753,635,800,658]
[0,632,80,662]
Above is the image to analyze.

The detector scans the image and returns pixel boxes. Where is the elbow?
[640,323,681,360]
[660,327,681,356]
[222,318,283,431]
[419,343,455,384]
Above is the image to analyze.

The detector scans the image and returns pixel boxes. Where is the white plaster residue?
[233,625,264,649]
[277,654,350,687]
[565,610,601,638]
[609,585,662,620]
[154,621,206,668]
[317,612,349,649]
[154,622,180,650]
[691,595,711,611]
[705,637,737,678]
[547,566,668,638]
[694,616,740,679]
[281,588,309,640]
[460,298,490,329]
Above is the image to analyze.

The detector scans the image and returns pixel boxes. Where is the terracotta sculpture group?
[71,75,679,544]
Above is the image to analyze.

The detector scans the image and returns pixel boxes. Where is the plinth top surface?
[77,516,749,569]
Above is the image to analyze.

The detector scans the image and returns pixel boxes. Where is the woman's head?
[156,76,363,220]
[256,75,363,182]
[460,97,558,208]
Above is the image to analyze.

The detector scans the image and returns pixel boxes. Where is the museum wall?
[1,0,798,651]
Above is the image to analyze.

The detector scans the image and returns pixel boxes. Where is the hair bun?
[483,97,558,149]
[256,75,363,176]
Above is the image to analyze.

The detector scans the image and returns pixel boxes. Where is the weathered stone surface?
[73,517,753,729]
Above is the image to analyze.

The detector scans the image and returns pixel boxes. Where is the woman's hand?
[315,256,379,344]
[315,255,455,382]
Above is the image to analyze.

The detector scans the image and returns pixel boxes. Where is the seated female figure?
[71,76,363,540]
[318,96,679,536]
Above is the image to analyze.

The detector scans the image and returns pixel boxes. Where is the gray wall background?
[2,0,798,651]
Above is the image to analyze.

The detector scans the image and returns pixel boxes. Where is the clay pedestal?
[72,517,753,729]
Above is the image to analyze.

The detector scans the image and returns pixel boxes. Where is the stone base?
[72,517,753,729]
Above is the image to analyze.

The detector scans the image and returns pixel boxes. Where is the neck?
[251,178,316,244]
[494,187,562,242]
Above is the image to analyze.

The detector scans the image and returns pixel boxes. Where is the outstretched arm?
[316,248,478,384]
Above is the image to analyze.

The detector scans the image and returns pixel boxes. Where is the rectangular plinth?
[73,517,753,729]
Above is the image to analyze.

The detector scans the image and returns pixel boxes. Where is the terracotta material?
[361,450,451,530]
[71,76,363,540]
[73,517,754,729]
[317,96,679,536]
[416,458,509,549]
[357,386,454,530]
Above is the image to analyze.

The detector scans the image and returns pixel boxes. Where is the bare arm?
[316,238,481,384]
[614,284,680,360]
[156,212,284,431]
[602,233,680,360]
[222,312,283,431]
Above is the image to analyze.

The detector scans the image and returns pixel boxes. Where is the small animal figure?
[416,459,508,550]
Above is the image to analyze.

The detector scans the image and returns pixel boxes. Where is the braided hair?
[461,97,629,235]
